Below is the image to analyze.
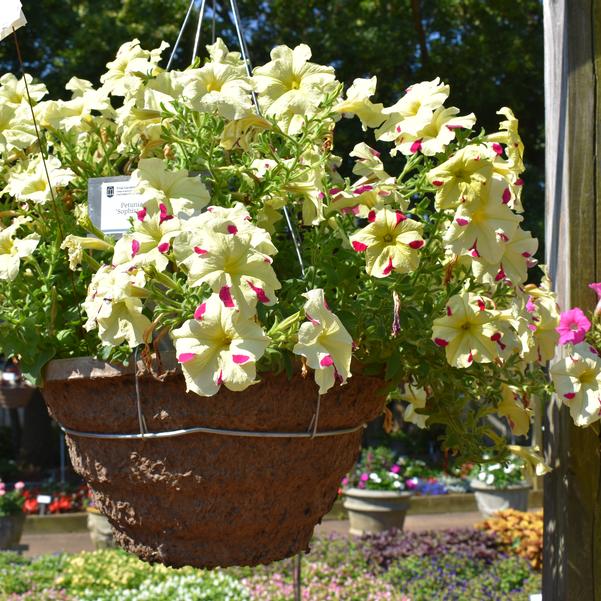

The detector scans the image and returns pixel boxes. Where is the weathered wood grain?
[543,1,601,599]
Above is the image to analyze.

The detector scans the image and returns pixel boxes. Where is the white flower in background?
[100,39,168,97]
[550,343,601,427]
[426,144,495,210]
[83,264,151,348]
[376,77,449,143]
[333,77,384,130]
[2,154,74,204]
[176,229,280,316]
[131,158,209,218]
[443,176,522,265]
[0,73,47,106]
[112,205,182,272]
[253,44,337,134]
[292,288,353,394]
[385,106,476,157]
[399,385,429,429]
[431,292,504,368]
[349,207,424,278]
[172,293,270,396]
[0,217,39,281]
[60,235,113,271]
[497,384,532,436]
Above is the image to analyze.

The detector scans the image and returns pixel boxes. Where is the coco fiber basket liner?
[42,353,385,568]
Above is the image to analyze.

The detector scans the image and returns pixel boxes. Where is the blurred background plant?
[477,509,543,570]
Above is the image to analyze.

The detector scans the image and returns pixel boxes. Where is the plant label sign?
[88,176,144,236]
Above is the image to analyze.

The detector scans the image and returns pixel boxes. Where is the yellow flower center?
[580,369,597,385]
[206,80,222,93]
[290,78,301,90]
[471,208,486,224]
[383,233,394,243]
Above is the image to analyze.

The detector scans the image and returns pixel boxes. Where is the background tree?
[0,0,543,241]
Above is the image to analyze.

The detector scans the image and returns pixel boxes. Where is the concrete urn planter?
[342,488,412,535]
[470,480,531,518]
[86,508,116,550]
[41,353,385,568]
[0,513,25,549]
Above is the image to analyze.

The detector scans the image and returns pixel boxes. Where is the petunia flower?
[171,293,270,397]
[0,217,40,281]
[471,226,538,286]
[292,289,353,394]
[100,39,168,97]
[376,78,449,144]
[349,207,424,278]
[253,44,337,134]
[486,107,525,174]
[550,343,601,427]
[83,264,151,348]
[183,55,254,120]
[589,282,601,317]
[426,145,495,210]
[523,279,560,363]
[61,235,113,271]
[431,292,504,368]
[131,158,210,218]
[112,205,182,272]
[349,142,388,180]
[497,384,532,437]
[399,385,429,429]
[2,154,74,204]
[392,106,476,156]
[333,76,385,130]
[443,176,522,265]
[177,230,280,316]
[0,73,47,107]
[556,308,591,346]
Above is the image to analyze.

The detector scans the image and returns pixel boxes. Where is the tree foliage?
[0,0,543,240]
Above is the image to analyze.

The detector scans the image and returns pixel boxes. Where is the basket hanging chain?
[166,0,195,71]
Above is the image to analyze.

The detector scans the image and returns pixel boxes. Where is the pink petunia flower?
[589,282,601,316]
[556,307,591,345]
[14,481,25,491]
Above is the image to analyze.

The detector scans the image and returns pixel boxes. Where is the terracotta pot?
[0,385,34,409]
[470,479,531,518]
[342,488,412,535]
[42,354,385,568]
[0,513,25,549]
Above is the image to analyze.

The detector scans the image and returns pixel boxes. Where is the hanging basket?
[41,353,385,568]
[0,384,34,409]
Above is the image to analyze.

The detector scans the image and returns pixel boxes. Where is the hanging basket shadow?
[0,385,35,409]
[41,353,386,568]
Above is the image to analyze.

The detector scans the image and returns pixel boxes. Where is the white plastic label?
[99,180,144,234]
[36,494,52,504]
[0,0,27,42]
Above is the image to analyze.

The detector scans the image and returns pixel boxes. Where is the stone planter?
[42,353,385,568]
[343,488,412,535]
[86,508,115,550]
[470,480,531,518]
[0,513,26,549]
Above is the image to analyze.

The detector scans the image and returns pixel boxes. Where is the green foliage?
[384,554,540,600]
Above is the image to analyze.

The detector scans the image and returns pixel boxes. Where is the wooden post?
[543,1,601,599]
